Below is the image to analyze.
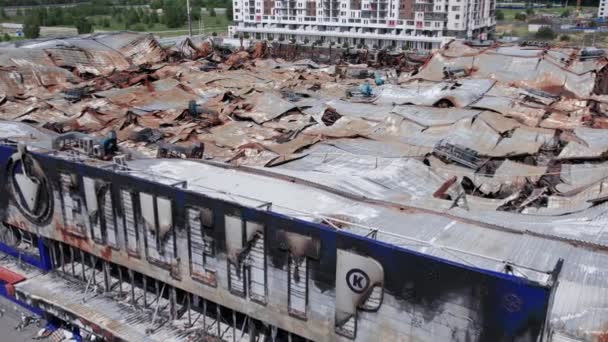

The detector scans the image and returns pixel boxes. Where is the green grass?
[0,36,25,43]
[496,23,529,37]
[0,13,232,37]
[0,15,27,24]
[498,6,596,21]
[82,13,232,34]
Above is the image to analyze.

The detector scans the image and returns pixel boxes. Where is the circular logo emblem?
[502,293,523,313]
[7,151,54,225]
[346,268,370,294]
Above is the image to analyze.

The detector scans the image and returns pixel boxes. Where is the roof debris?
[4,33,608,341]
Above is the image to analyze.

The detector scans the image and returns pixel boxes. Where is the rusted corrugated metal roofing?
[4,33,608,341]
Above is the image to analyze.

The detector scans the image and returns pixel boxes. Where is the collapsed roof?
[2,33,608,341]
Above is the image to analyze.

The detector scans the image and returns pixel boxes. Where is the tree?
[23,14,41,39]
[143,12,151,25]
[16,9,23,17]
[150,0,163,9]
[75,16,93,34]
[589,20,598,28]
[163,2,184,28]
[212,31,217,36]
[208,7,216,17]
[0,8,7,19]
[191,7,201,21]
[526,8,534,15]
[132,23,145,31]
[226,1,233,20]
[150,10,159,23]
[535,26,556,40]
[49,7,66,26]
[64,13,75,25]
[560,34,571,41]
[2,33,10,41]
[560,9,571,18]
[126,8,140,24]
[496,10,504,20]
[136,7,144,19]
[102,17,111,28]
[514,12,527,21]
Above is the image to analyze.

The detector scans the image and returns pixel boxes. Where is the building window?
[455,14,460,19]
[452,6,460,10]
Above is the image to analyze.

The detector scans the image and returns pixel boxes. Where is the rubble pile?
[2,33,608,217]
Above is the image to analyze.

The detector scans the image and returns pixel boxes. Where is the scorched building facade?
[229,0,496,49]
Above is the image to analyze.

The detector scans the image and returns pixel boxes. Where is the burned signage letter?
[224,215,267,303]
[276,230,321,319]
[335,249,384,339]
[188,207,217,286]
[139,193,179,276]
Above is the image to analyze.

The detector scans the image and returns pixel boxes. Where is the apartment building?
[600,0,607,18]
[228,0,496,50]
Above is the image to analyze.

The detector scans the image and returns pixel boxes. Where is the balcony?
[234,26,449,43]
[424,12,446,20]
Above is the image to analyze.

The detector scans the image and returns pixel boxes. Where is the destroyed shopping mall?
[1,33,608,341]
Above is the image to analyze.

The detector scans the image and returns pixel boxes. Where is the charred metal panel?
[225,214,246,297]
[82,177,102,242]
[139,193,177,271]
[247,221,267,304]
[120,190,139,256]
[277,230,321,320]
[59,173,87,237]
[288,255,308,319]
[187,207,217,286]
[0,145,557,342]
[102,187,118,249]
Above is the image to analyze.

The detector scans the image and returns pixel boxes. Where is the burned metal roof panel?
[3,33,608,341]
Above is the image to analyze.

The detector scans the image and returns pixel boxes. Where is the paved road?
[0,296,41,341]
